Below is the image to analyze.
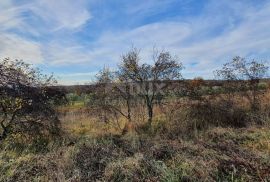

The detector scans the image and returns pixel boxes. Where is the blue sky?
[0,0,270,85]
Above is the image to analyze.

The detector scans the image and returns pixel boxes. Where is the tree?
[89,66,135,128]
[0,58,64,141]
[88,67,115,123]
[119,48,183,126]
[115,70,133,123]
[215,56,268,111]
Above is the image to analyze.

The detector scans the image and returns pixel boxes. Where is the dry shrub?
[73,140,124,181]
[71,135,182,181]
[205,128,270,181]
[113,134,178,160]
[0,134,56,155]
[160,127,270,181]
[3,146,77,182]
[139,139,178,161]
[158,90,270,139]
[2,127,269,181]
[112,133,142,156]
[6,155,59,182]
[189,100,249,127]
[104,153,163,182]
[104,151,185,182]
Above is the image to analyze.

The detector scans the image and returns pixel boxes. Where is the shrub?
[73,139,124,181]
[0,59,65,141]
[104,153,169,182]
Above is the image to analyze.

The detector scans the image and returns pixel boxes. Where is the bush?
[104,153,181,182]
[0,59,64,141]
[73,139,124,181]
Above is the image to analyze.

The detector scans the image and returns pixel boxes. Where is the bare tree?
[0,58,65,141]
[88,67,115,123]
[215,56,268,111]
[119,48,183,126]
[115,71,133,123]
[88,66,133,125]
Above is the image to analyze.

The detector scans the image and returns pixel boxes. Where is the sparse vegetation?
[0,54,269,181]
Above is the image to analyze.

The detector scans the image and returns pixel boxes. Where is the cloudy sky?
[1,0,270,85]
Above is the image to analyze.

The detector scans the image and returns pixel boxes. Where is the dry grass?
[1,126,269,181]
[1,89,270,181]
[59,109,123,137]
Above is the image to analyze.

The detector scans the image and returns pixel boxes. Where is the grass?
[59,109,123,137]
[0,125,269,181]
[1,90,270,181]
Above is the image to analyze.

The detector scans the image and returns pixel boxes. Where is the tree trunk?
[127,99,131,123]
[125,84,132,123]
[147,104,153,126]
[0,131,7,141]
[251,85,259,112]
[0,122,8,141]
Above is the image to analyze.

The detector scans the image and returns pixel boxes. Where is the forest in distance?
[1,47,270,181]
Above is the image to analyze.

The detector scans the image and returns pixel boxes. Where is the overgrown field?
[1,57,270,181]
[1,89,270,181]
[0,124,270,181]
[1,90,270,182]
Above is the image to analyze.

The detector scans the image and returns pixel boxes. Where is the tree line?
[89,48,269,134]
[0,48,269,140]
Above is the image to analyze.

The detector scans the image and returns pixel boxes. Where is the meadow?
[1,83,270,181]
[1,56,270,181]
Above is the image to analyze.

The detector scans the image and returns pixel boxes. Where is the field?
[0,122,270,181]
[2,1,270,181]
[1,57,270,181]
[1,87,270,181]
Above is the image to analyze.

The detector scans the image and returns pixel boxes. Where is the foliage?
[0,58,65,141]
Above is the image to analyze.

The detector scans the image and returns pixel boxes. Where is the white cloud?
[56,71,97,85]
[0,1,43,64]
[30,0,91,31]
[175,2,270,76]
[0,0,91,32]
[0,0,24,31]
[45,44,89,64]
[0,0,92,65]
[49,0,269,79]
[0,33,43,64]
[58,72,98,77]
[0,0,269,83]
[57,79,93,86]
[125,0,176,16]
[39,22,191,67]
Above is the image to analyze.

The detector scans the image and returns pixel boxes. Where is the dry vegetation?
[1,54,270,181]
[1,125,270,181]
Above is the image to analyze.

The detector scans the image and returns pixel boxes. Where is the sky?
[0,0,270,85]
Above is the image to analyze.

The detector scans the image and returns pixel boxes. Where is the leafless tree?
[119,48,183,126]
[215,56,268,111]
[115,70,133,123]
[88,66,132,124]
[88,67,115,123]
